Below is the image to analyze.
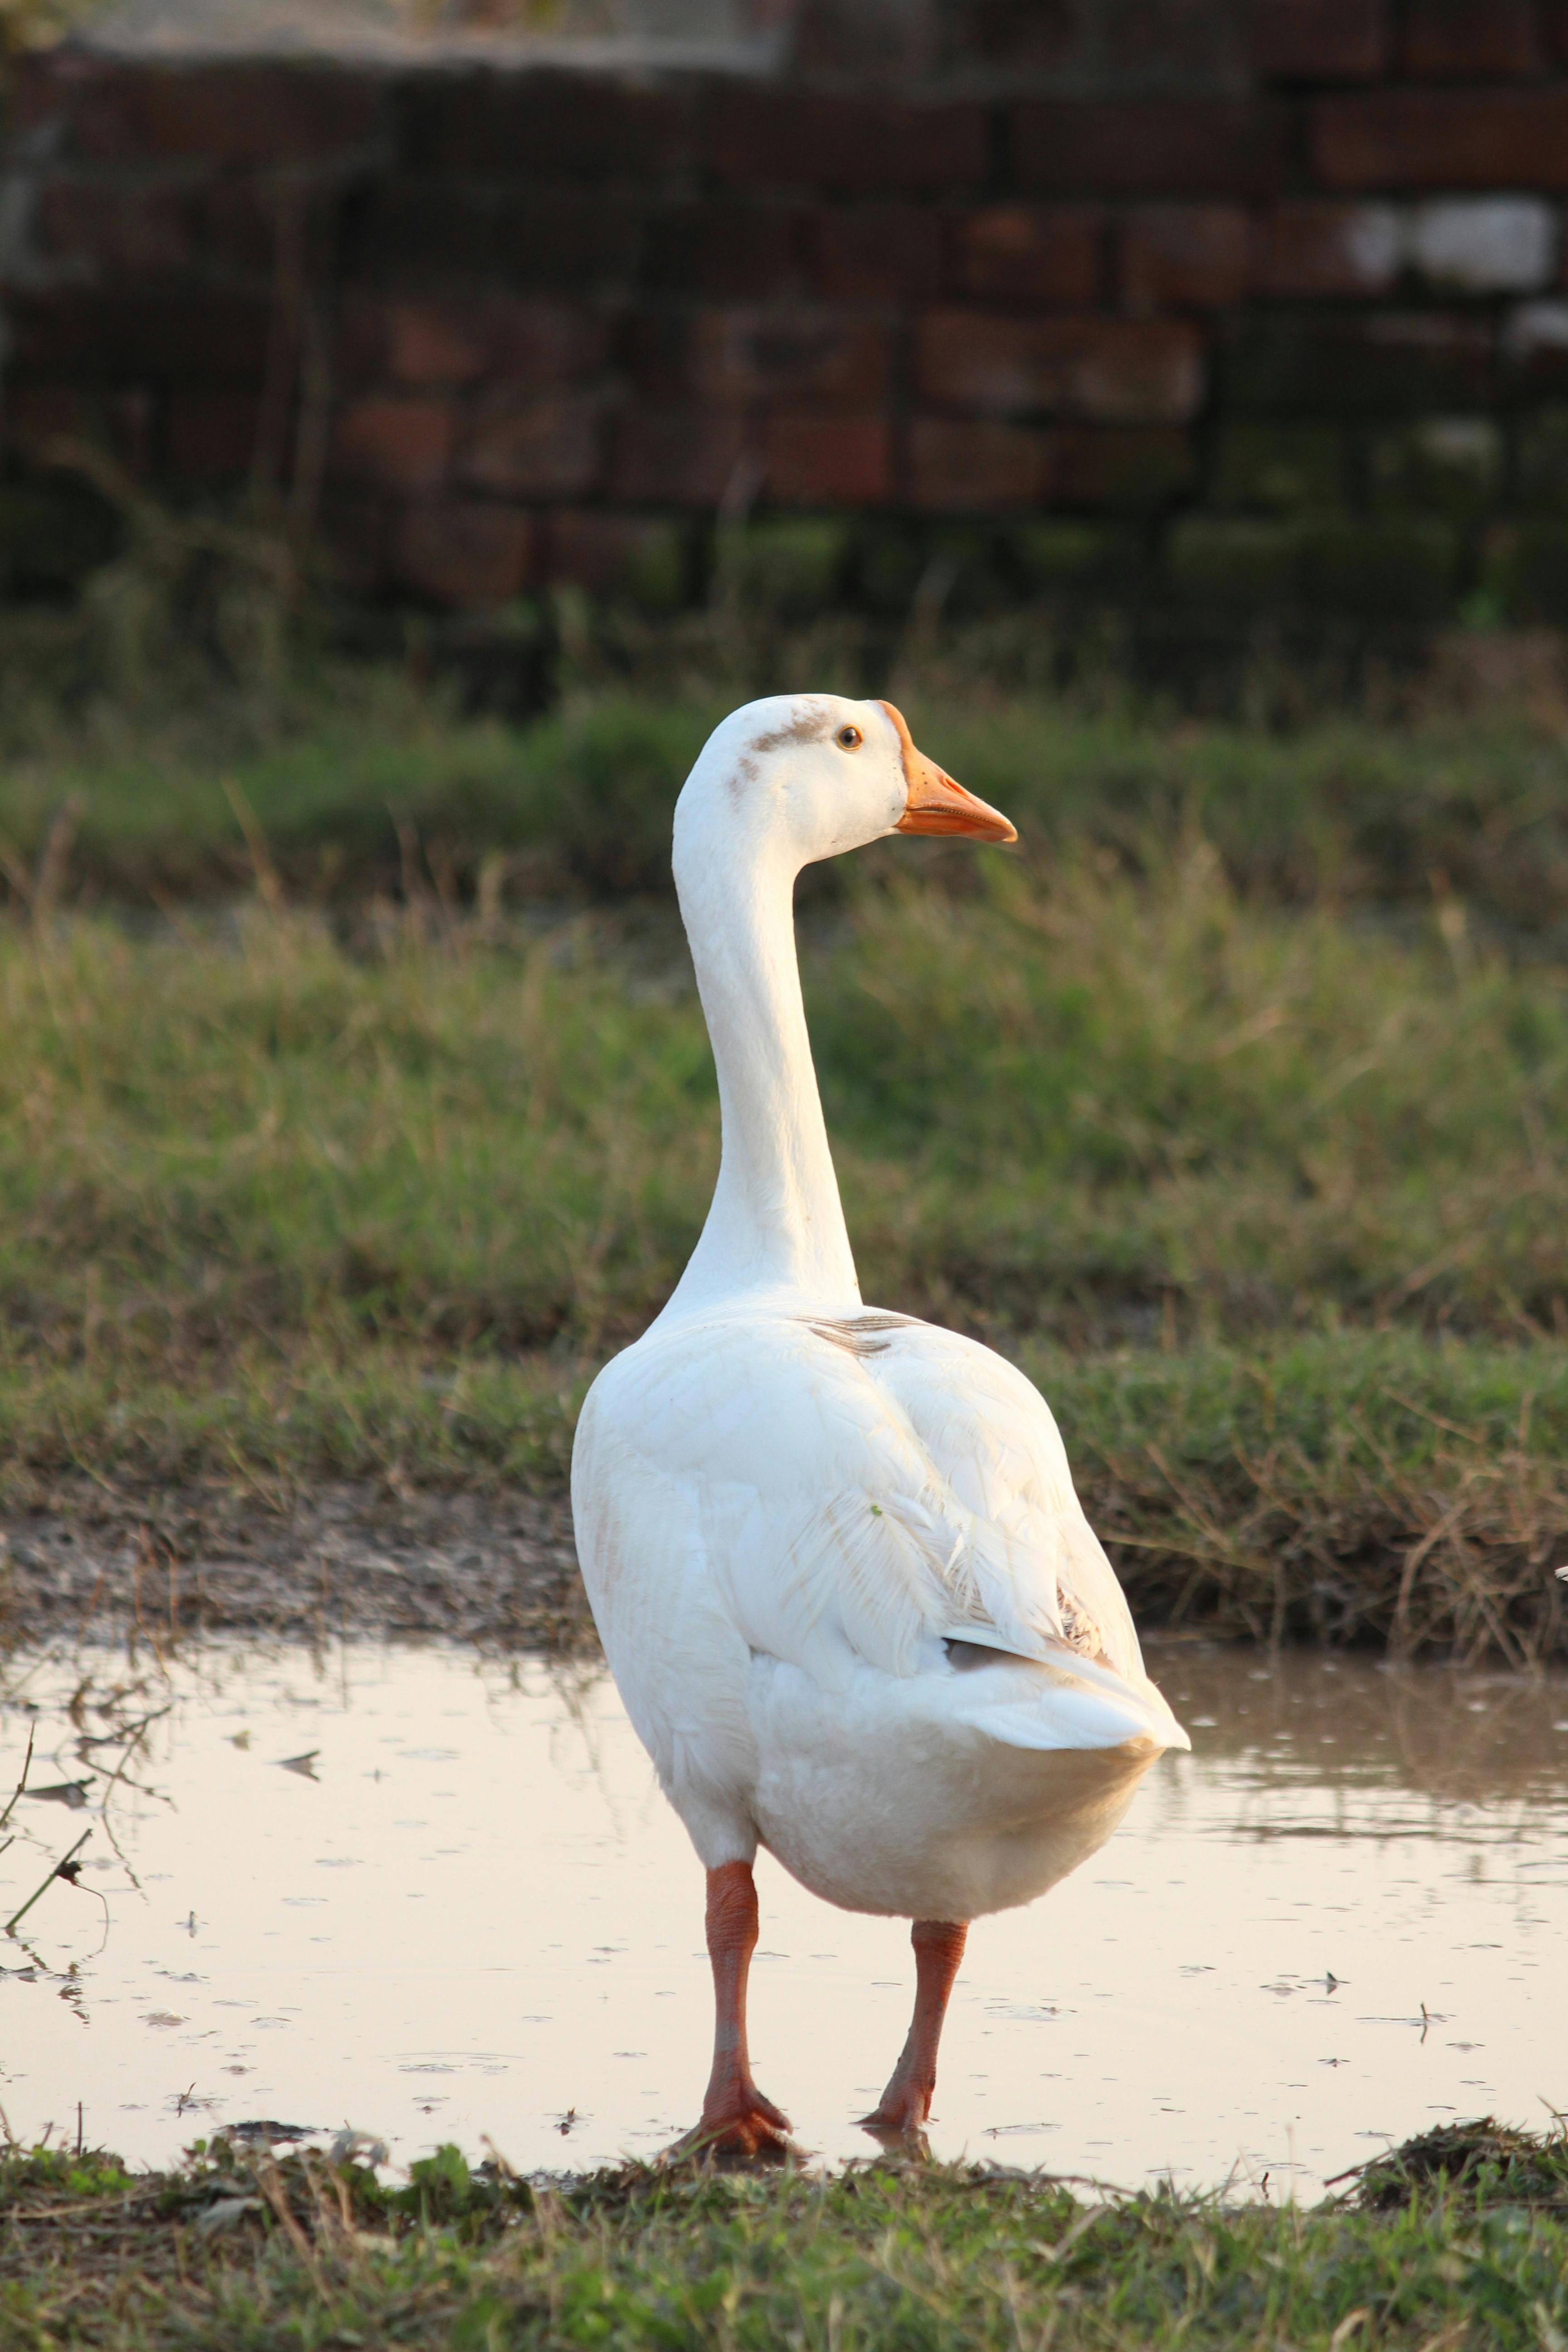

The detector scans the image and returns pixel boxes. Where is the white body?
[571,696,1187,1924]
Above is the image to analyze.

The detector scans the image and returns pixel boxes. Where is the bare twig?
[5,1827,92,1936]
[0,1724,35,1830]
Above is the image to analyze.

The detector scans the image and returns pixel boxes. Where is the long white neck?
[661,834,859,1321]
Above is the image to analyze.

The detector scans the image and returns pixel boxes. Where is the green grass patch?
[2,1330,1564,1661]
[6,670,1568,941]
[4,2124,1567,2350]
[3,857,1566,1352]
[3,672,1567,1657]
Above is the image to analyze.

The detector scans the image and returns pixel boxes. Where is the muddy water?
[1,1640,1564,2196]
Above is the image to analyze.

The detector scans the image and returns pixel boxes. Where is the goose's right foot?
[682,1861,792,2160]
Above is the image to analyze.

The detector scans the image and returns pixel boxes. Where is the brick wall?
[4,2,1568,631]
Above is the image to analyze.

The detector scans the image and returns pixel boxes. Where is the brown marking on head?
[748,708,831,757]
[727,751,760,806]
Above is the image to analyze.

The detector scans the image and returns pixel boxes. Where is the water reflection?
[1161,1645,1568,1806]
[0,1637,1563,2196]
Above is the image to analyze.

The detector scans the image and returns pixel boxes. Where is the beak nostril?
[897,764,1017,846]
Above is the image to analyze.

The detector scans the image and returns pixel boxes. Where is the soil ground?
[0,1480,587,1648]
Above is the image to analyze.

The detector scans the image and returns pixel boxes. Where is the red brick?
[1502,301,1568,393]
[72,63,382,165]
[358,184,641,295]
[1248,0,1387,78]
[619,310,682,405]
[907,417,1049,510]
[484,302,612,387]
[802,206,943,302]
[1401,0,1540,76]
[1040,425,1196,507]
[401,71,698,177]
[346,183,498,285]
[763,414,891,504]
[642,201,799,298]
[338,298,608,393]
[459,395,605,498]
[506,307,608,395]
[381,304,490,388]
[5,47,77,134]
[7,390,136,476]
[542,510,683,593]
[610,408,750,505]
[3,385,164,478]
[506,190,651,295]
[199,177,294,280]
[792,0,943,75]
[916,312,1205,424]
[1223,310,1492,411]
[711,86,986,192]
[392,501,535,608]
[201,185,275,281]
[316,497,386,594]
[36,179,190,277]
[167,392,261,480]
[332,398,454,494]
[1121,207,1248,310]
[952,207,1103,307]
[1061,0,1244,84]
[1313,91,1568,189]
[1014,102,1286,199]
[2,386,94,455]
[1250,202,1400,295]
[5,292,270,381]
[677,309,890,411]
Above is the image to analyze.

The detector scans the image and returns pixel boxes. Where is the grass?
[6,848,1568,1352]
[4,1333,1566,1660]
[2,652,1568,1656]
[7,666,1568,941]
[3,2122,1568,2350]
[1,583,1567,2340]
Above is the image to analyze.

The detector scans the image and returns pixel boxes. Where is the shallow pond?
[2,1638,1564,2196]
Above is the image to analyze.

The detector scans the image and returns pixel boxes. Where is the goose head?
[673,694,1016,887]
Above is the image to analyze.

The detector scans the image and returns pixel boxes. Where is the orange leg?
[681,1860,791,2157]
[859,1918,968,2137]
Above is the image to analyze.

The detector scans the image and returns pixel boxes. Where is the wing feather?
[589,1311,1141,1692]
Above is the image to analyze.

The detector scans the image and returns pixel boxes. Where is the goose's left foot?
[859,2118,933,2162]
[858,1917,968,2137]
[677,2071,792,2160]
[681,1861,794,2160]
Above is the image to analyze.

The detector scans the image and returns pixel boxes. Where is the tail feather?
[952,1650,1191,1756]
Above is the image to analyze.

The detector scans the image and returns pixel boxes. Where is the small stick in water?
[0,1726,36,1832]
[5,1828,92,1936]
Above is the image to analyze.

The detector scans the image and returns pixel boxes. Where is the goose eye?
[835,725,863,750]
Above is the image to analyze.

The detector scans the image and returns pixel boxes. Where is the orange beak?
[879,701,1018,844]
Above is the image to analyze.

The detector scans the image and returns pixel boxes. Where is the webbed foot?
[673,2078,793,2163]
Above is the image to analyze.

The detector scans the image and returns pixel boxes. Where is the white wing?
[583,1308,1142,1698]
[868,1318,1142,1680]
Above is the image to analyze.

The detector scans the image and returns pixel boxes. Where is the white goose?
[571,695,1188,2152]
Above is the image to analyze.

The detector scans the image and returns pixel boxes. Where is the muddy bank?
[0,1480,589,1648]
[5,1464,1563,1663]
